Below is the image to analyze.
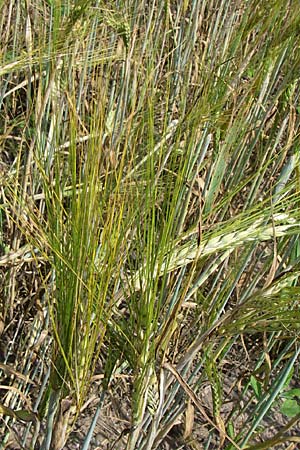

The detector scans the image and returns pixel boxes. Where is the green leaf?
[227,420,235,439]
[14,409,37,423]
[280,366,294,391]
[250,375,262,399]
[0,403,17,419]
[280,388,300,399]
[280,399,300,418]
[0,404,37,423]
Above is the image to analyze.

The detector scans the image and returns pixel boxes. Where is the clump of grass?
[0,0,300,449]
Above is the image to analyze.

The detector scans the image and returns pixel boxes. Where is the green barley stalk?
[0,1,300,449]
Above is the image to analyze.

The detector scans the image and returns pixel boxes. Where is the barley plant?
[0,0,300,449]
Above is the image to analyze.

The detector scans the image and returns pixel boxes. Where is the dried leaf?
[163,362,242,450]
[216,414,226,448]
[183,398,194,439]
[51,397,76,450]
[0,362,36,385]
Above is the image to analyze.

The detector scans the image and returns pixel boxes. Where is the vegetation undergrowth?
[0,0,300,449]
